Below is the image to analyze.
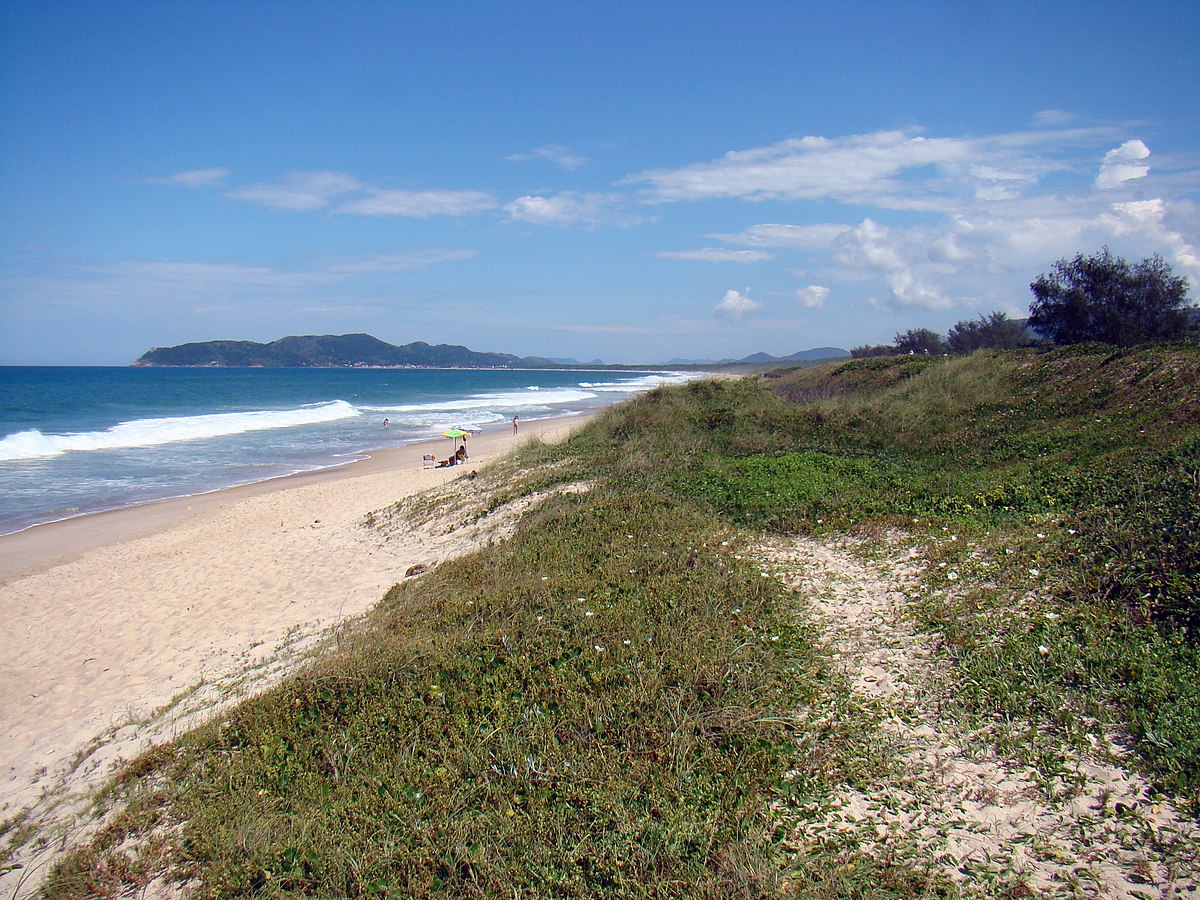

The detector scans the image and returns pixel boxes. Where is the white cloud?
[1096,140,1151,189]
[711,223,852,249]
[505,145,588,170]
[795,285,829,309]
[503,192,638,226]
[670,123,1198,316]
[1032,109,1078,127]
[337,189,497,217]
[657,248,772,263]
[623,125,1135,215]
[228,171,362,211]
[325,249,477,274]
[144,167,230,188]
[219,170,497,218]
[830,219,955,310]
[714,288,762,318]
[101,248,475,292]
[626,130,975,205]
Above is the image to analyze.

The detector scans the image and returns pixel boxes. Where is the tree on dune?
[1029,247,1192,347]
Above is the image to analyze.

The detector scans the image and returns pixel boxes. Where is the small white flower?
[1044,612,1060,619]
[623,639,631,645]
[1005,547,1014,554]
[947,571,959,581]
[594,645,604,652]
[1037,533,1046,539]
[541,576,549,581]
[536,615,544,621]
[584,610,594,617]
[733,608,741,614]
[770,635,780,642]
[950,535,958,542]
[577,597,586,603]
[1030,568,1040,577]
[1038,644,1049,655]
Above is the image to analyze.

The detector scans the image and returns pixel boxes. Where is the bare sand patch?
[759,534,1200,898]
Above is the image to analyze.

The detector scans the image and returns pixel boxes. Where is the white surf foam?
[0,400,361,461]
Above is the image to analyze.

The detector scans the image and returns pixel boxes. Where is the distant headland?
[132,333,851,369]
[132,334,563,369]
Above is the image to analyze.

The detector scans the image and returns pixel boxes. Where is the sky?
[2,1,1199,366]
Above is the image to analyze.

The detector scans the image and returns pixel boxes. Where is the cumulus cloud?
[657,248,772,263]
[505,145,588,170]
[795,285,829,309]
[675,123,1200,314]
[1096,140,1151,189]
[830,219,955,310]
[714,288,762,319]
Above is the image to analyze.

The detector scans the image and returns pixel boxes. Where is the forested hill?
[132,334,559,368]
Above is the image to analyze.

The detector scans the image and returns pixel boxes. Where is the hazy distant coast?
[132,333,851,369]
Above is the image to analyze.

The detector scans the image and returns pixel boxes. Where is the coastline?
[0,411,595,893]
[0,412,591,581]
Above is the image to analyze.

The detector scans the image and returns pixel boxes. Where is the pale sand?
[0,414,591,892]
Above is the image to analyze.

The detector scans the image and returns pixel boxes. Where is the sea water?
[0,367,691,535]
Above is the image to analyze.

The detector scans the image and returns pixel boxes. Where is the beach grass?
[41,344,1200,896]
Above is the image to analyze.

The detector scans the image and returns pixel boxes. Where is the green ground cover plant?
[43,344,1199,896]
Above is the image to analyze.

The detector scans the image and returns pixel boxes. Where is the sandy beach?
[0,414,591,893]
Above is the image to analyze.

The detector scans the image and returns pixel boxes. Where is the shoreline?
[0,411,596,894]
[0,411,591,582]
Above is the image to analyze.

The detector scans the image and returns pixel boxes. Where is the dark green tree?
[1029,248,1191,346]
[946,311,1033,354]
[893,327,945,355]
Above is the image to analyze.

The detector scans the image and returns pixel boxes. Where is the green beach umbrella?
[442,428,468,439]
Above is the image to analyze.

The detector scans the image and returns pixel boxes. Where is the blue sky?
[2,1,1198,365]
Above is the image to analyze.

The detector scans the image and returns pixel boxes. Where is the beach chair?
[422,454,436,468]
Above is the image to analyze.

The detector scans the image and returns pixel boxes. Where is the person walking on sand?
[512,414,519,435]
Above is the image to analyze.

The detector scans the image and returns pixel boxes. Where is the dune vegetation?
[40,344,1200,897]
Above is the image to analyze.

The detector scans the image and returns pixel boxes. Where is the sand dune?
[0,415,588,895]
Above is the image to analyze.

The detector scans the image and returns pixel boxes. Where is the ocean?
[0,366,691,536]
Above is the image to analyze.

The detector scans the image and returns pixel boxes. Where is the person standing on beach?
[512,414,519,434]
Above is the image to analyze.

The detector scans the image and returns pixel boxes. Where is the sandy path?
[0,416,586,895]
[760,534,1200,898]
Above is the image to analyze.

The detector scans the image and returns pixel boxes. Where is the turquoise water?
[0,367,686,535]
